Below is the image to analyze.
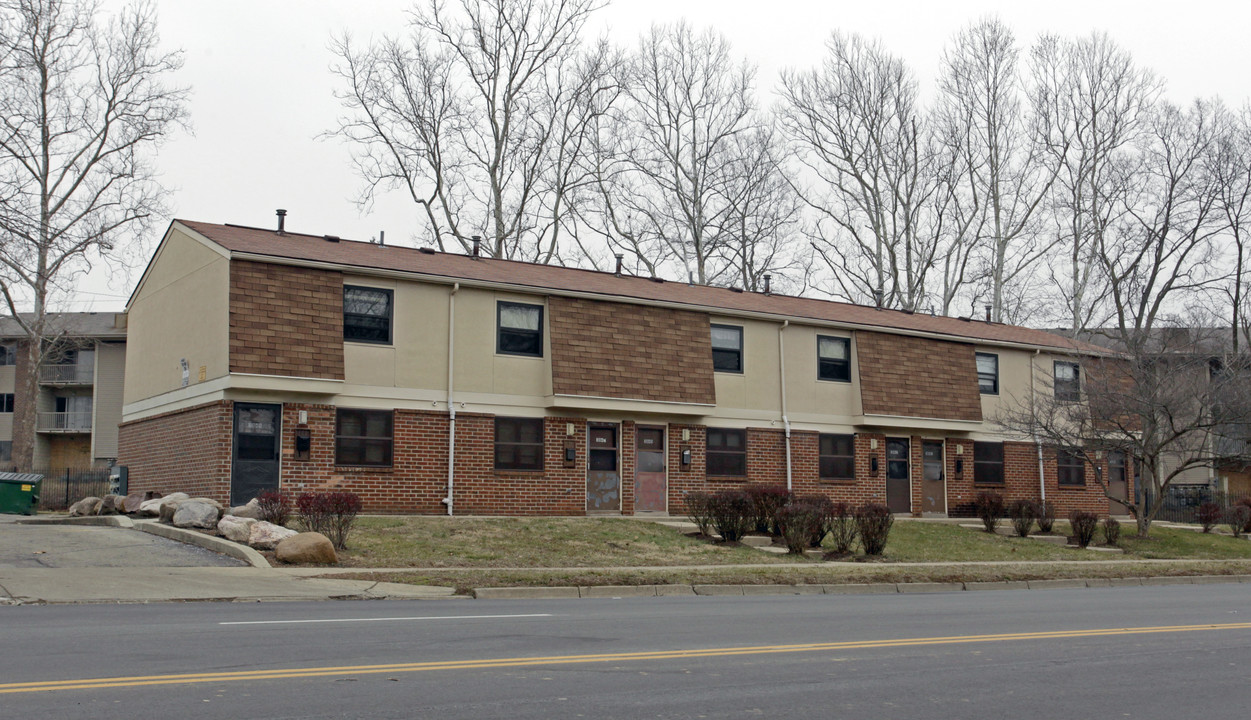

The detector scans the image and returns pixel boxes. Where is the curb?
[472,574,1251,600]
[135,522,271,569]
[17,515,134,528]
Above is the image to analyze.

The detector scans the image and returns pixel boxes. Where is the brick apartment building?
[117,219,1128,517]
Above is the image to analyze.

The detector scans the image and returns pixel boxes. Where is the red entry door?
[634,426,667,513]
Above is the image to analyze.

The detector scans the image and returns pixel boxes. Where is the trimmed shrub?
[775,501,825,554]
[295,491,363,550]
[1101,516,1121,546]
[1237,497,1251,534]
[707,489,754,542]
[256,490,290,526]
[827,501,858,555]
[855,503,894,556]
[1069,510,1099,548]
[745,484,793,534]
[684,492,715,537]
[975,491,1005,534]
[1196,502,1222,533]
[1226,504,1251,539]
[795,495,835,548]
[1036,500,1057,533]
[1007,499,1038,538]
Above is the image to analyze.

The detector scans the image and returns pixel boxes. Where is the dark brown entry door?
[635,426,667,513]
[231,402,281,506]
[885,438,911,513]
[587,425,621,513]
[921,440,946,516]
[1108,450,1129,513]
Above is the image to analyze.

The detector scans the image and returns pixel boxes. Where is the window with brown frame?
[706,428,746,476]
[973,442,1005,485]
[1056,447,1085,486]
[335,408,393,466]
[819,433,855,481]
[495,417,545,471]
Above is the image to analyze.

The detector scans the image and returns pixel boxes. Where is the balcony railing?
[36,411,93,432]
[39,364,94,384]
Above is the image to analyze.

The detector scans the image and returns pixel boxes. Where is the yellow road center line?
[3,622,1248,695]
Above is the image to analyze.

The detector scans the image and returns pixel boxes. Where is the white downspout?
[445,282,460,516]
[779,320,792,492]
[1032,348,1046,502]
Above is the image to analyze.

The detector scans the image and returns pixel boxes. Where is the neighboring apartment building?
[118,219,1124,516]
[0,313,128,470]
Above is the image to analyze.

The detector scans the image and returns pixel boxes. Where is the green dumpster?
[0,472,42,515]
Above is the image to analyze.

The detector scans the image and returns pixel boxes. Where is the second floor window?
[0,344,15,366]
[711,325,743,373]
[976,353,999,395]
[0,394,12,412]
[817,336,851,382]
[343,286,393,344]
[1054,361,1080,402]
[497,302,543,357]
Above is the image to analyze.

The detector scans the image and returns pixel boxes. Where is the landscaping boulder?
[189,497,224,510]
[98,494,125,515]
[122,493,145,514]
[158,500,182,524]
[172,500,221,529]
[218,515,257,543]
[68,497,102,517]
[138,498,163,516]
[275,532,337,565]
[228,498,261,520]
[248,521,298,550]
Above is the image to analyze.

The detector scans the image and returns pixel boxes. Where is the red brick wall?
[229,260,345,379]
[118,401,232,501]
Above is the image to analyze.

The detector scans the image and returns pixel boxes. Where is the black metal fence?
[15,467,114,511]
[1148,485,1251,524]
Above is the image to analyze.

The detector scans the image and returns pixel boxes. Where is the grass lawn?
[334,516,1251,571]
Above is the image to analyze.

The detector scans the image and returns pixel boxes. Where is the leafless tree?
[935,18,1058,322]
[1213,105,1251,351]
[582,22,769,286]
[0,0,186,467]
[329,0,608,260]
[1031,32,1160,331]
[779,32,952,312]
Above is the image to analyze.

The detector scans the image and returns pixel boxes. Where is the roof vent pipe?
[379,230,385,246]
[872,289,883,309]
[276,209,287,234]
[614,253,623,277]
[763,274,772,295]
[985,304,992,323]
[471,235,481,258]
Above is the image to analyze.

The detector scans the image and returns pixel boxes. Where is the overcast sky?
[72,0,1251,311]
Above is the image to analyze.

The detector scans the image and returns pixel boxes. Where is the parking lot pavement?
[0,515,245,569]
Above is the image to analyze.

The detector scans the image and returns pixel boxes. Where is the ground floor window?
[819,433,855,481]
[973,442,1005,485]
[335,409,393,467]
[706,428,746,477]
[495,417,544,471]
[1056,447,1085,486]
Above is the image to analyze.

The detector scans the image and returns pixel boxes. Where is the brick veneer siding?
[856,331,982,421]
[229,260,345,379]
[548,296,716,405]
[117,401,232,501]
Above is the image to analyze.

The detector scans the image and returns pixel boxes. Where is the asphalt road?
[2,585,1248,719]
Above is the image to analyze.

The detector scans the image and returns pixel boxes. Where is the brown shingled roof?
[174,219,1100,353]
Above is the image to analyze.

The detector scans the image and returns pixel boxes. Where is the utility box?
[0,472,43,516]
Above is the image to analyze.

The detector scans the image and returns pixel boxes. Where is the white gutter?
[779,320,792,492]
[1032,348,1046,502]
[444,282,460,515]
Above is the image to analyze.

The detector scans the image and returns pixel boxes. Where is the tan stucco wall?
[124,228,230,404]
[92,341,126,460]
[344,281,550,399]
